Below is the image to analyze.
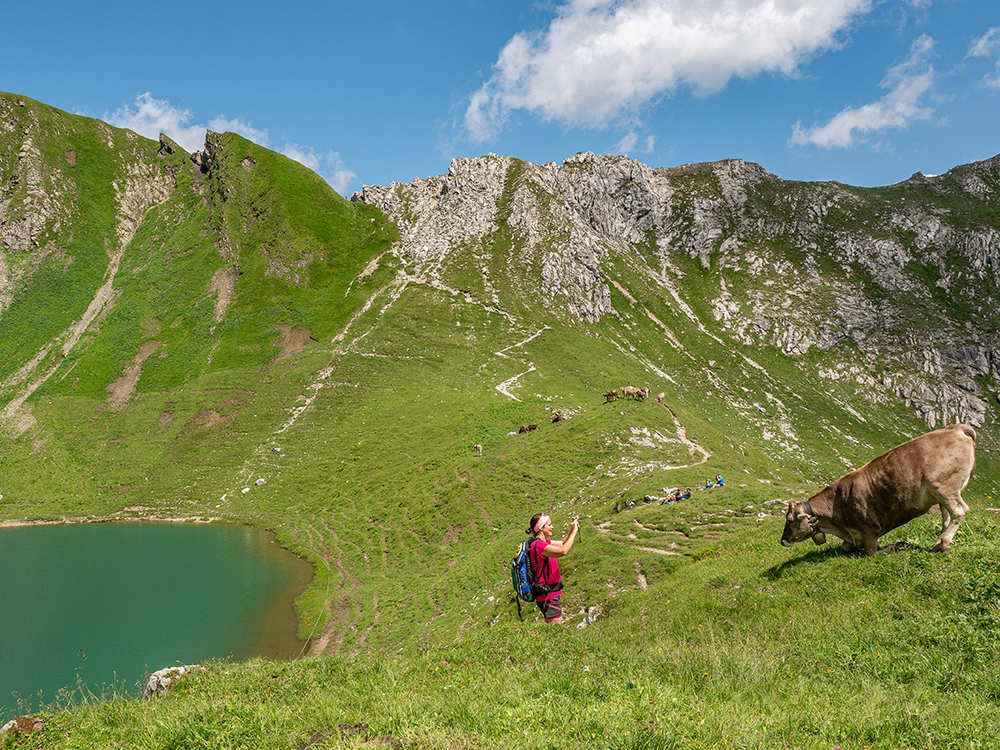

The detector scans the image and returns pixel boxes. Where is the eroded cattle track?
[309,522,363,656]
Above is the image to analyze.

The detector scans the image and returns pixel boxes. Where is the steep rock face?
[0,99,74,255]
[0,97,180,325]
[112,131,175,252]
[357,150,1000,429]
[356,154,615,321]
[355,154,508,274]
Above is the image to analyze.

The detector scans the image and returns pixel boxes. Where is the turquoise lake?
[0,522,314,721]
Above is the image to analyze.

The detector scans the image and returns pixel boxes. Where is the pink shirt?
[530,539,562,601]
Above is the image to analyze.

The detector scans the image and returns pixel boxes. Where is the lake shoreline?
[0,513,321,656]
[0,513,225,528]
[1,521,316,720]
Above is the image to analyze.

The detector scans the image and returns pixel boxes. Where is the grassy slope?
[0,97,398,521]
[12,512,1000,749]
[2,95,1000,746]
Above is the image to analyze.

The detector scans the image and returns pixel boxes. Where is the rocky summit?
[355,150,1000,431]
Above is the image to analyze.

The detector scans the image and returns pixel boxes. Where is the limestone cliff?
[356,150,1000,429]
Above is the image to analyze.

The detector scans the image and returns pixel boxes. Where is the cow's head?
[781,501,826,547]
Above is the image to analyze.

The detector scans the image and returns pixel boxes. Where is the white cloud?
[612,131,656,155]
[967,27,1000,88]
[105,93,356,194]
[281,142,323,172]
[465,0,872,141]
[105,92,207,152]
[208,116,270,146]
[282,143,358,195]
[789,34,936,149]
[614,132,638,153]
[325,154,358,196]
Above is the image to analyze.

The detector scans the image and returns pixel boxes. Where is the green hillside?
[2,92,1000,748]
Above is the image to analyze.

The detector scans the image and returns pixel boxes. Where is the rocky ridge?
[356,150,1000,429]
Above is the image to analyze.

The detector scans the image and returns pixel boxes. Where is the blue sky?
[2,0,998,194]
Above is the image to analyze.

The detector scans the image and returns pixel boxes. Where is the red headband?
[533,514,550,533]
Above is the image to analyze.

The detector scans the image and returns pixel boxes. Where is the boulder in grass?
[144,665,203,698]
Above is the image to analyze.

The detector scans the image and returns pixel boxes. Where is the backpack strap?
[530,538,553,584]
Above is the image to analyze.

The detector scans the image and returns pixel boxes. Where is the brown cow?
[781,424,976,555]
[518,424,539,434]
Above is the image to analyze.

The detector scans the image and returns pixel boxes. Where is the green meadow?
[2,93,1000,748]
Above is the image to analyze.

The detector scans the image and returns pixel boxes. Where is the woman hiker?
[526,512,580,624]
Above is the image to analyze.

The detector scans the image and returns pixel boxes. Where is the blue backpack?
[510,539,561,621]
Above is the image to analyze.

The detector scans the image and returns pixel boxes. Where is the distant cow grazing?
[551,413,564,423]
[655,392,665,404]
[621,386,639,400]
[474,443,482,457]
[781,424,976,556]
[518,424,539,434]
[603,389,619,403]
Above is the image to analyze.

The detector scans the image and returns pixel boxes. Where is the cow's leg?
[833,527,862,553]
[840,528,877,555]
[931,490,968,553]
[860,533,880,556]
[939,503,952,535]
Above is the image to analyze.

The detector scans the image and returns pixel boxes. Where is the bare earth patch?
[209,267,239,324]
[442,524,464,545]
[106,341,162,409]
[271,324,317,363]
[184,409,233,431]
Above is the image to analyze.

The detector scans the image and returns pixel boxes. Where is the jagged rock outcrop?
[0,99,74,254]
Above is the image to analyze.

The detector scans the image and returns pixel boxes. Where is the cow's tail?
[957,423,977,444]
[956,423,977,480]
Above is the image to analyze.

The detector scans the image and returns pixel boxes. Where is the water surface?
[0,522,313,720]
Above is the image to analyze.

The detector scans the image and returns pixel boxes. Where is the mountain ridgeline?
[2,90,1000,653]
[355,150,1000,434]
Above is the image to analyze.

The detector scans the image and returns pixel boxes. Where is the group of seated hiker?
[659,475,725,505]
[661,487,691,505]
[700,474,725,489]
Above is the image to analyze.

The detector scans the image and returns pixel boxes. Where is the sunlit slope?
[209,253,999,649]
[3,92,1000,655]
[0,93,397,518]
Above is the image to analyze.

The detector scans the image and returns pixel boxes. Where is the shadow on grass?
[764,545,847,579]
[764,540,930,579]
